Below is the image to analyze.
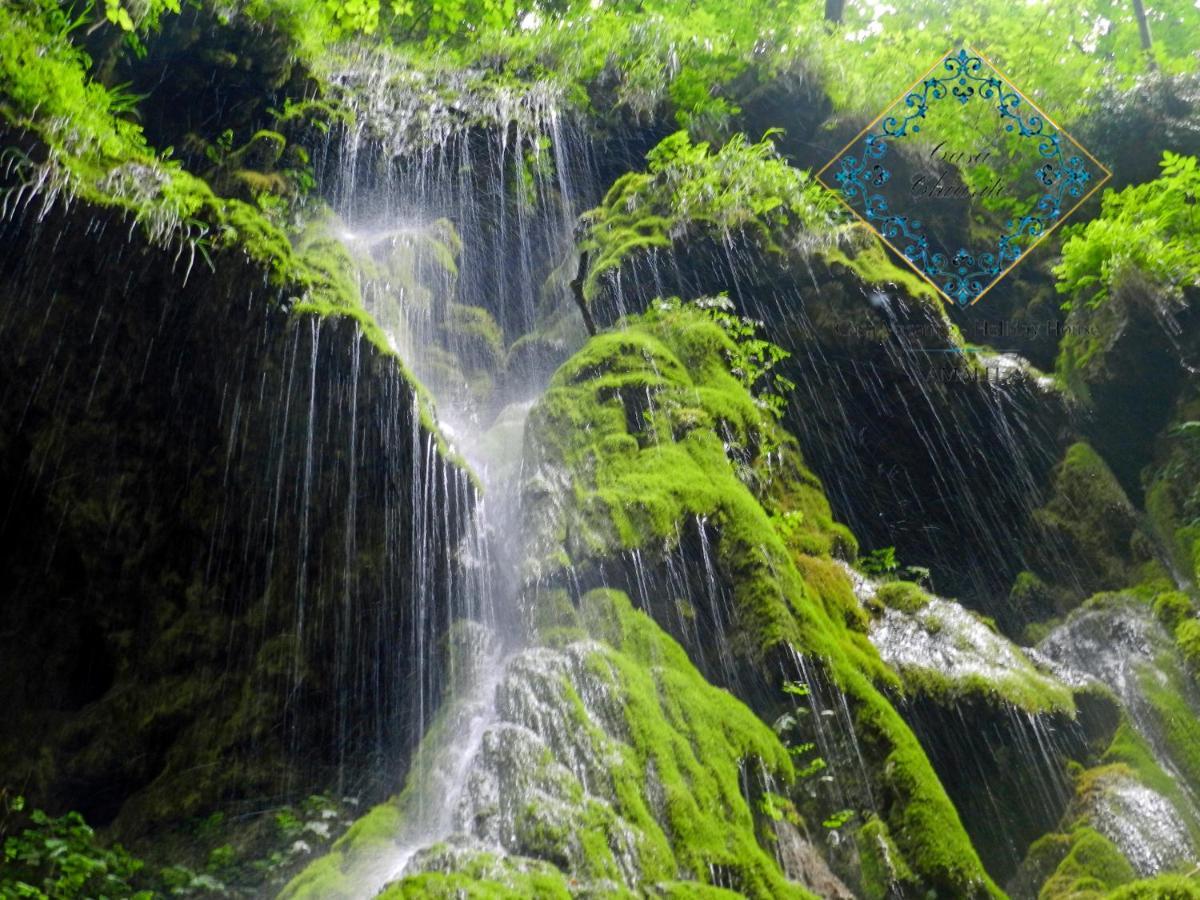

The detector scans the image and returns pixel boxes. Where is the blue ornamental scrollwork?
[825,47,1101,306]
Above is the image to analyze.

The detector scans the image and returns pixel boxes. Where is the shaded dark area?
[0,134,467,838]
[898,694,1114,883]
[105,3,315,171]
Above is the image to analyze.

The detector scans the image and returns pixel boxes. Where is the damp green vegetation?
[0,0,456,450]
[287,589,814,899]
[1138,652,1200,793]
[865,591,1079,716]
[1028,442,1149,597]
[1054,152,1200,403]
[525,297,858,575]
[0,0,379,324]
[577,130,844,302]
[576,129,943,312]
[854,815,915,900]
[1038,825,1137,899]
[1,791,359,898]
[1101,720,1200,846]
[1,795,153,900]
[523,301,1003,897]
[1106,876,1200,899]
[819,240,943,305]
[1056,152,1200,314]
[1020,747,1200,900]
[870,580,931,614]
[1147,397,1200,593]
[1151,589,1200,683]
[1022,758,1194,898]
[286,0,1194,143]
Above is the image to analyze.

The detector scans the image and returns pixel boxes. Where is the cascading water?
[300,52,603,893]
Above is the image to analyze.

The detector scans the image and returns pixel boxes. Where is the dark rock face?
[0,189,467,839]
[1075,71,1200,192]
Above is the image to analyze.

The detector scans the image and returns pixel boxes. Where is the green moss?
[1139,653,1200,793]
[564,590,812,899]
[1101,720,1199,836]
[793,554,869,632]
[290,589,813,899]
[0,0,459,471]
[868,592,1077,715]
[855,815,917,900]
[1021,832,1075,897]
[1039,827,1137,899]
[819,237,941,305]
[277,803,404,899]
[525,304,1002,897]
[654,884,748,899]
[1030,442,1144,596]
[873,581,931,614]
[1153,591,1195,631]
[0,1,155,175]
[577,131,842,306]
[375,851,576,899]
[440,304,504,371]
[1105,875,1200,899]
[1176,618,1200,677]
[896,667,1076,717]
[0,0,455,468]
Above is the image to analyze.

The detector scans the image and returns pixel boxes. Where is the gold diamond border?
[815,45,1113,308]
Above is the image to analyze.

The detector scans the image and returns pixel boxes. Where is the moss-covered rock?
[1023,443,1157,608]
[1039,826,1137,899]
[518,302,1003,897]
[868,592,1076,715]
[285,591,815,899]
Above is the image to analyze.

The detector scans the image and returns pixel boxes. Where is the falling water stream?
[307,60,597,892]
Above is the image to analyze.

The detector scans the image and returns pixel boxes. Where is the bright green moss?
[0,1,154,171]
[873,581,931,614]
[526,305,1002,897]
[375,851,576,899]
[577,131,843,305]
[290,589,813,899]
[793,554,869,632]
[277,803,405,899]
[1101,720,1200,844]
[855,815,917,900]
[1153,591,1196,631]
[566,589,810,899]
[1139,654,1200,792]
[1105,875,1200,899]
[896,667,1076,717]
[1039,827,1136,899]
[654,885,747,899]
[819,238,941,305]
[835,680,1001,897]
[1176,619,1200,677]
[868,590,1077,715]
[1031,442,1143,594]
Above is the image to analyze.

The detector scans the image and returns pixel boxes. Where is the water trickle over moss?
[522,301,1004,898]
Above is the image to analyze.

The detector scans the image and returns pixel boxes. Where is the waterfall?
[305,52,602,892]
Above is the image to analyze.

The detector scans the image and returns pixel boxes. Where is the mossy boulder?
[868,592,1076,715]
[285,591,815,899]
[518,303,1003,898]
[1023,443,1157,609]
